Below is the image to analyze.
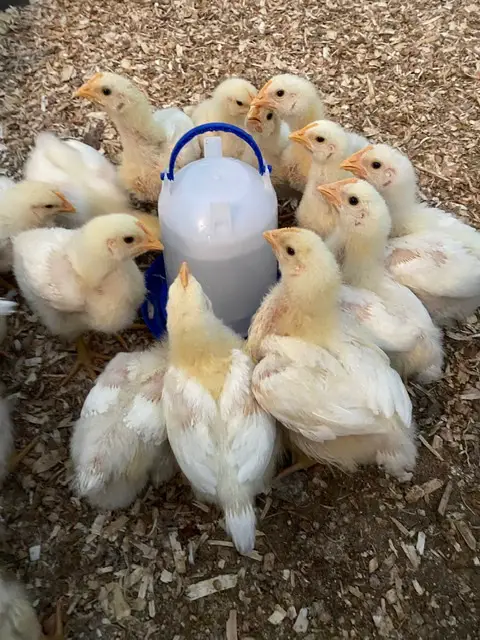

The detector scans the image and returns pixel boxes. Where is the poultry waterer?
[141,123,278,337]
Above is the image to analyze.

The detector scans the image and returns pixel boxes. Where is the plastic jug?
[158,122,278,336]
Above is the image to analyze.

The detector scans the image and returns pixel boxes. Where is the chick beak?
[135,221,164,252]
[317,184,343,208]
[263,230,281,254]
[288,129,309,149]
[251,97,277,110]
[54,192,76,213]
[340,145,374,179]
[179,262,189,289]
[73,73,103,100]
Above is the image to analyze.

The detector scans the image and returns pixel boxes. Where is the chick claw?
[42,600,63,640]
[60,337,107,386]
[274,454,317,483]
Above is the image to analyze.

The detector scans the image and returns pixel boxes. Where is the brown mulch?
[0,1,479,638]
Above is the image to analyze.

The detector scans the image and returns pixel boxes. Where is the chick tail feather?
[224,502,256,555]
[38,132,86,178]
[393,329,444,384]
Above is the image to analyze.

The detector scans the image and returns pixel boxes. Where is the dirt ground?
[0,0,479,638]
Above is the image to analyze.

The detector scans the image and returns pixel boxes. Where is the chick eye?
[286,246,295,256]
[102,87,112,96]
[236,100,243,106]
[276,90,285,97]
[266,112,273,120]
[372,160,382,169]
[45,204,54,209]
[123,236,135,244]
[349,196,359,206]
[316,136,325,143]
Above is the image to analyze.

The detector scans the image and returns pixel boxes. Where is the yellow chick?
[288,120,357,224]
[244,102,290,185]
[191,77,258,159]
[0,181,75,276]
[249,228,416,482]
[71,343,177,510]
[24,132,130,228]
[163,263,277,554]
[12,214,163,381]
[254,75,326,131]
[319,178,443,382]
[342,146,480,322]
[75,72,200,202]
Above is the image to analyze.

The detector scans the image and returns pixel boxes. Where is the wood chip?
[226,609,238,640]
[268,605,287,625]
[169,531,187,574]
[401,543,421,570]
[418,434,444,461]
[390,517,412,537]
[437,480,453,516]
[416,532,426,556]
[185,574,238,601]
[455,521,477,551]
[112,584,131,621]
[293,607,309,633]
[412,579,425,596]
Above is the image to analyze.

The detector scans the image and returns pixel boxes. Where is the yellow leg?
[60,336,107,386]
[274,452,317,483]
[113,333,129,350]
[8,437,39,472]
[130,322,149,331]
[42,600,63,640]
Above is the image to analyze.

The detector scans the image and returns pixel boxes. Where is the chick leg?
[42,600,63,640]
[61,336,107,385]
[113,333,130,350]
[274,452,318,483]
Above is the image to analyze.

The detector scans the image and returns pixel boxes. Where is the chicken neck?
[342,232,385,293]
[381,182,418,237]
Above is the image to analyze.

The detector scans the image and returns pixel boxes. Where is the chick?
[342,146,480,322]
[191,78,257,159]
[0,181,75,276]
[71,343,176,510]
[248,228,416,482]
[75,72,199,202]
[13,214,163,382]
[25,132,130,228]
[319,178,443,382]
[0,573,42,640]
[254,75,326,131]
[163,263,277,554]
[0,573,62,640]
[341,143,480,250]
[289,120,356,228]
[244,102,290,185]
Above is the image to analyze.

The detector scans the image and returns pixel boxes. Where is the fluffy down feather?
[0,574,42,640]
[71,344,176,509]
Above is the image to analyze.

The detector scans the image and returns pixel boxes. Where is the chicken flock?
[0,71,479,638]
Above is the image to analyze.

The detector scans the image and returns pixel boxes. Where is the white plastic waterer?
[158,122,278,336]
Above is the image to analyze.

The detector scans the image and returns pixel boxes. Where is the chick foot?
[61,336,108,385]
[274,454,317,483]
[42,600,63,640]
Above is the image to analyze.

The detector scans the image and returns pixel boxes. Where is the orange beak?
[317,183,344,208]
[54,191,76,213]
[288,123,318,151]
[263,229,281,253]
[135,220,163,252]
[250,96,277,110]
[179,262,189,289]
[73,73,104,101]
[340,145,373,179]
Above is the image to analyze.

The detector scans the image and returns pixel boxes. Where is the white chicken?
[289,120,358,234]
[191,77,258,159]
[13,214,163,381]
[342,145,480,322]
[75,72,199,202]
[249,228,416,482]
[163,263,277,554]
[318,178,443,382]
[0,574,42,640]
[243,101,290,185]
[0,181,75,275]
[71,343,176,510]
[24,132,129,228]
